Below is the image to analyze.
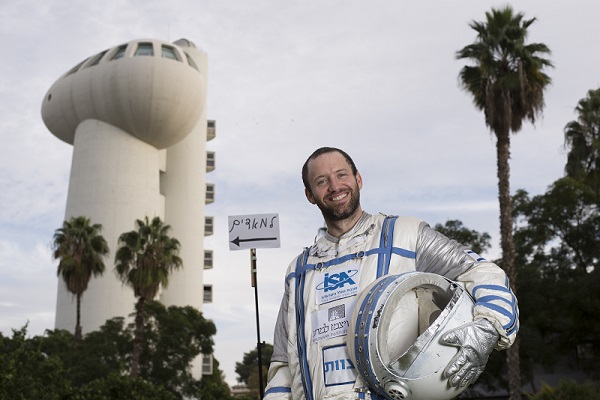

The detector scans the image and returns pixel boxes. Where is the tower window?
[65,58,88,76]
[161,45,181,61]
[203,285,213,303]
[205,216,214,236]
[204,250,213,269]
[184,52,199,70]
[134,42,154,57]
[110,45,127,60]
[202,354,213,375]
[206,151,215,172]
[85,50,108,67]
[206,183,215,204]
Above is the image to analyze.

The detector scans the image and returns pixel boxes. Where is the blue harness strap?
[376,216,398,278]
[294,248,314,400]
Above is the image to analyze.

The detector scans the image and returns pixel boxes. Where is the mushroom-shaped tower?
[42,38,210,335]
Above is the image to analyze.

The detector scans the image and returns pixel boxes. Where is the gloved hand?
[440,318,499,388]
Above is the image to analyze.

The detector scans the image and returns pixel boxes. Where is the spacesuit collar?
[311,212,375,257]
[324,211,372,242]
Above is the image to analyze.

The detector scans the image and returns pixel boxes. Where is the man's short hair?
[302,147,358,191]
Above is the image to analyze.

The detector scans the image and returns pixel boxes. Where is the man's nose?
[328,177,342,191]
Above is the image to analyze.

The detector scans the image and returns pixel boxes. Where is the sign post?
[228,213,280,398]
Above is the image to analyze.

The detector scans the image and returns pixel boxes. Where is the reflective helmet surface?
[347,272,475,400]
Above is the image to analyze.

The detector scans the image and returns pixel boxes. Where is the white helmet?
[347,272,475,400]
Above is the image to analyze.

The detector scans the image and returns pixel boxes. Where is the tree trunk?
[496,130,522,399]
[131,297,145,378]
[75,293,82,343]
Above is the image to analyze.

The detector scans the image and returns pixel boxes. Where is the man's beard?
[316,188,361,222]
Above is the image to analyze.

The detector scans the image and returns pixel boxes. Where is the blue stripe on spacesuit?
[472,279,519,336]
[295,249,314,400]
[377,216,398,277]
[291,247,415,278]
[263,386,292,396]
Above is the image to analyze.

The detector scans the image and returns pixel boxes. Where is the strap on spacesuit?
[294,248,315,400]
[376,215,398,278]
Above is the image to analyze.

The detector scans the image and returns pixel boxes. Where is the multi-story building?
[41,38,215,339]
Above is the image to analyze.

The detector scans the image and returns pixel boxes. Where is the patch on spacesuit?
[314,263,360,305]
[322,344,357,387]
[311,299,357,343]
[464,249,487,263]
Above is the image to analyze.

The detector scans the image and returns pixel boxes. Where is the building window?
[204,250,213,269]
[202,354,213,375]
[110,44,127,61]
[207,120,216,141]
[184,52,198,70]
[134,42,154,57]
[203,285,213,303]
[161,45,181,61]
[205,216,213,236]
[85,50,108,67]
[206,183,215,204]
[65,59,88,76]
[206,151,215,172]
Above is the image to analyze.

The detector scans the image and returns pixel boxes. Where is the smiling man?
[263,147,519,400]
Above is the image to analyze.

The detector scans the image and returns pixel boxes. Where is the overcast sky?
[1,0,599,386]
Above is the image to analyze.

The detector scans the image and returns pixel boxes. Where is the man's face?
[305,151,362,222]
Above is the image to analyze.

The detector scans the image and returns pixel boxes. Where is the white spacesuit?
[264,212,518,400]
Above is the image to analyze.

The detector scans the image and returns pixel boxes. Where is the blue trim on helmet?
[353,274,402,396]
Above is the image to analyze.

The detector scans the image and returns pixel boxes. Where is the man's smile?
[329,192,349,202]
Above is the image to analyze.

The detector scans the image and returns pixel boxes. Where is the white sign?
[228,213,281,250]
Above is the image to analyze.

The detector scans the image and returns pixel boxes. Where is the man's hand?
[440,318,499,388]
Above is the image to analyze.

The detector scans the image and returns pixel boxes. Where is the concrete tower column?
[55,119,163,331]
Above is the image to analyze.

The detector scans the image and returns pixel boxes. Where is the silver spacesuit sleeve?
[271,287,289,364]
[414,222,478,280]
[264,274,293,399]
[415,222,519,348]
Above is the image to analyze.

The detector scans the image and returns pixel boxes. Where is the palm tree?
[52,216,109,342]
[114,216,182,378]
[456,6,552,399]
[564,88,600,200]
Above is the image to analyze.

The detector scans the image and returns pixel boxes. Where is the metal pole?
[251,248,265,399]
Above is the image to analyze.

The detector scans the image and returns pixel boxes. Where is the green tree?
[564,88,600,200]
[529,379,600,400]
[0,326,71,399]
[114,216,182,378]
[456,6,553,398]
[52,216,109,342]
[512,178,600,380]
[67,373,179,400]
[235,343,273,398]
[197,357,235,400]
[141,301,216,398]
[434,219,491,254]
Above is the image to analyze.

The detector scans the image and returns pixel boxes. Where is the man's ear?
[305,187,316,204]
[356,171,363,190]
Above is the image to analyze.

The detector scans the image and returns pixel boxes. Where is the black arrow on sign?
[230,236,278,247]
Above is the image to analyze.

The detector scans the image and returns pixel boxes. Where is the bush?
[529,379,600,400]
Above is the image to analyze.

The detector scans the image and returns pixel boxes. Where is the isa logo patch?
[315,263,360,305]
